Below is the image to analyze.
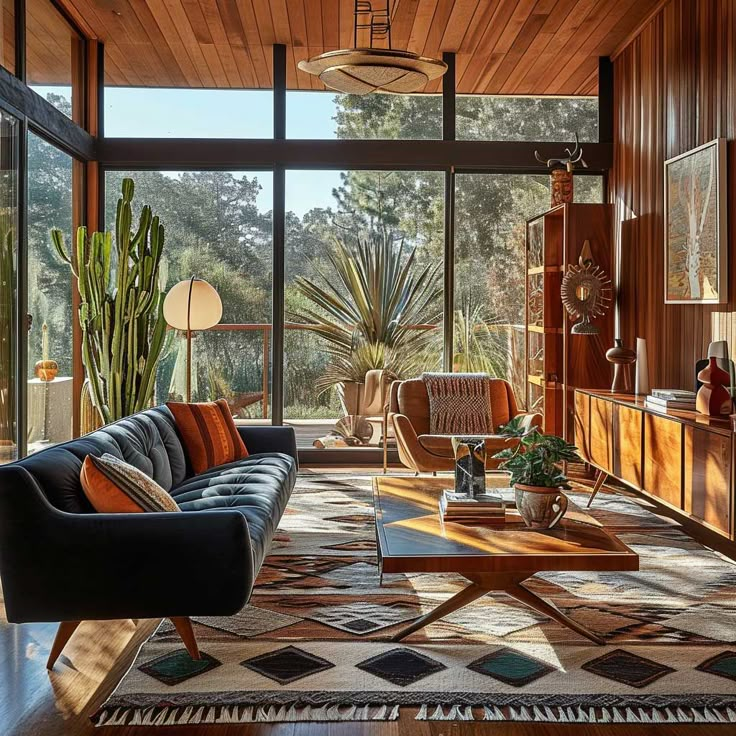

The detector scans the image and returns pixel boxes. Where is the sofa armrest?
[0,466,253,624]
[236,425,298,468]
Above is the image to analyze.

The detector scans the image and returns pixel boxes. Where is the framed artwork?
[664,138,727,304]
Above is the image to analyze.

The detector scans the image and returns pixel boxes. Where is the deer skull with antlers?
[535,132,588,172]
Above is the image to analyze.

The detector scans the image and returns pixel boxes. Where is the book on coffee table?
[439,489,506,523]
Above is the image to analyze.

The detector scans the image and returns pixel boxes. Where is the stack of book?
[645,389,697,411]
[439,490,506,524]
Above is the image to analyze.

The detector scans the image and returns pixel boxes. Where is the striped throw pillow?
[167,399,248,475]
[80,454,180,513]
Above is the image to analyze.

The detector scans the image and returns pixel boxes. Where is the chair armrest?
[516,412,543,431]
[236,425,298,468]
[0,467,253,623]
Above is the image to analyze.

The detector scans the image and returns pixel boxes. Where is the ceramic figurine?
[696,357,732,416]
[606,338,636,393]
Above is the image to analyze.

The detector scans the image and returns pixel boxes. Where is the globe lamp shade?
[163,278,222,332]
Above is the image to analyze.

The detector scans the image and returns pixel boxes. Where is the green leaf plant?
[493,415,580,489]
[51,178,167,425]
[290,232,442,394]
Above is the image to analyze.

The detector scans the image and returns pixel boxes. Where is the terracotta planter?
[514,483,569,530]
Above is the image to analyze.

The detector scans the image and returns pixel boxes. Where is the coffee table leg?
[503,581,605,645]
[390,582,490,642]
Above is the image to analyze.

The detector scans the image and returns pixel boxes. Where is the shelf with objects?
[525,203,615,440]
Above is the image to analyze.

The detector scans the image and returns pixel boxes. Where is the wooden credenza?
[575,389,734,540]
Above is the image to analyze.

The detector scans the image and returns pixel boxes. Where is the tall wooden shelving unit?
[525,203,614,440]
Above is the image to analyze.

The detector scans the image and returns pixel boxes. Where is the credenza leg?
[47,620,82,670]
[587,470,608,508]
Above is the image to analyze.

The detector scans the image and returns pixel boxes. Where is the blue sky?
[104,88,345,217]
[32,85,344,217]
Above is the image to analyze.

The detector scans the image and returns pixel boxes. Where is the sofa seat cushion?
[170,453,296,568]
[417,434,510,458]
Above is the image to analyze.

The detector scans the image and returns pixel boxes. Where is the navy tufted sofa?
[0,405,297,667]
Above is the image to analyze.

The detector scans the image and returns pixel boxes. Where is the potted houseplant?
[493,416,580,529]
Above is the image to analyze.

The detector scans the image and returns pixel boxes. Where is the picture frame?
[664,138,727,304]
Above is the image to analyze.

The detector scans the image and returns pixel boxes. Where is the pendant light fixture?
[298,1,447,95]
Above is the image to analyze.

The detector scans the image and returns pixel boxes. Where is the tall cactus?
[51,178,167,424]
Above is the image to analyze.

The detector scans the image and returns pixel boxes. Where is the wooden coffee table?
[373,475,639,644]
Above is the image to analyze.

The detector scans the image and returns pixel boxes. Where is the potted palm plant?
[291,233,442,415]
[493,416,580,529]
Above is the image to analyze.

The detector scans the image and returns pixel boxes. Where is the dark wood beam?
[442,52,455,142]
[98,138,612,172]
[598,57,613,144]
[0,66,96,161]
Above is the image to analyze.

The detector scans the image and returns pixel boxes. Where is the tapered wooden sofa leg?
[171,617,200,660]
[47,620,82,670]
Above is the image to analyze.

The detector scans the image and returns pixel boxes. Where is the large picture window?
[26,131,74,452]
[105,170,274,418]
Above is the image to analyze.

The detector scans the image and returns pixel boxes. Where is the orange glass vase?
[696,356,732,416]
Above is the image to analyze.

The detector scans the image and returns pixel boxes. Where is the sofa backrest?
[396,376,518,434]
[1,406,187,514]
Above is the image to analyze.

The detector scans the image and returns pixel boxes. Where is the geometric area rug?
[95,473,736,726]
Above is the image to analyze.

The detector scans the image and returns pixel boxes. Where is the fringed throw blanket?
[422,373,493,435]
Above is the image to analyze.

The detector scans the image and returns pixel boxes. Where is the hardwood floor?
[0,469,733,735]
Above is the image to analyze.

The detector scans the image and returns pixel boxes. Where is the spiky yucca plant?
[291,234,442,394]
[51,178,167,424]
[453,301,512,377]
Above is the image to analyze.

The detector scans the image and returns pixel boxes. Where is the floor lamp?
[163,277,223,402]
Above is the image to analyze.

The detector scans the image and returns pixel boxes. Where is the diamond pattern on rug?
[663,605,736,642]
[241,646,334,685]
[467,647,555,687]
[139,649,221,686]
[356,648,446,686]
[696,651,736,682]
[581,649,674,688]
[307,601,420,634]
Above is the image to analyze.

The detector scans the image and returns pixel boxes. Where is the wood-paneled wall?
[611,0,736,389]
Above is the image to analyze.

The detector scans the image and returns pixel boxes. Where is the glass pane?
[287,91,441,139]
[1,0,15,74]
[26,0,83,121]
[0,108,19,463]
[457,96,598,142]
[285,169,444,449]
[104,171,273,419]
[27,132,74,452]
[454,174,604,408]
[104,89,274,138]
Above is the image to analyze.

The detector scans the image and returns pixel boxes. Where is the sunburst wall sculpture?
[561,240,612,335]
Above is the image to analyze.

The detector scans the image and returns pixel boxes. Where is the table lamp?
[163,277,222,402]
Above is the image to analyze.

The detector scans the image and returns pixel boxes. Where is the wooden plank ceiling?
[54,0,665,93]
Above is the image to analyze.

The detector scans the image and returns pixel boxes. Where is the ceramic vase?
[605,338,636,393]
[696,356,732,416]
[635,337,649,396]
[514,484,569,530]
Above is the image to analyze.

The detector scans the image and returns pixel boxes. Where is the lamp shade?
[163,278,222,331]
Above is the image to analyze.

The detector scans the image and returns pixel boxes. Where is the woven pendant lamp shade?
[298,48,446,95]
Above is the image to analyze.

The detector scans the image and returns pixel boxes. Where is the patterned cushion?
[80,454,180,513]
[167,399,248,475]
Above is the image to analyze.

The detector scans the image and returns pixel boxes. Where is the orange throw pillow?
[80,454,180,513]
[167,399,248,475]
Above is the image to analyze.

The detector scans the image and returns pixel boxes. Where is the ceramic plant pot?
[514,483,569,530]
